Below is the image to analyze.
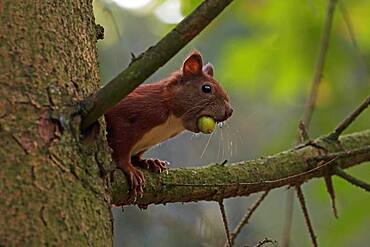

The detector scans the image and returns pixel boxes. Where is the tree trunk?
[0,1,112,245]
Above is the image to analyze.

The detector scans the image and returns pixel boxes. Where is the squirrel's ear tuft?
[182,50,203,76]
[203,63,214,77]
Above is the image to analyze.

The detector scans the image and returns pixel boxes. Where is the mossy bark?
[0,1,112,245]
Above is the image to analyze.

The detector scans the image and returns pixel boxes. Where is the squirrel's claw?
[120,165,145,197]
[132,158,168,173]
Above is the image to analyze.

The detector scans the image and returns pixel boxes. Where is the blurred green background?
[93,0,370,246]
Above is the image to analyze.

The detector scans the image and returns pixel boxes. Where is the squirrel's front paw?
[132,158,168,173]
[119,164,145,197]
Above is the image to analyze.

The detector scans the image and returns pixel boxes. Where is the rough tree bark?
[0,1,112,245]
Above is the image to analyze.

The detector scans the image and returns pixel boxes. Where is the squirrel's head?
[169,51,233,133]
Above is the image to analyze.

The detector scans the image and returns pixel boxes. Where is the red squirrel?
[105,51,233,195]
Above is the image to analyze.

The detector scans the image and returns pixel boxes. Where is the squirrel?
[105,50,233,195]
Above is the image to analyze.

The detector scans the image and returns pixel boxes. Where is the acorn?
[197,116,216,134]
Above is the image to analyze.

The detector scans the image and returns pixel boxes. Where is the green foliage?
[218,0,369,101]
[180,0,202,15]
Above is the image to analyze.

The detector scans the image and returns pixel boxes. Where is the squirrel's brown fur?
[105,51,233,195]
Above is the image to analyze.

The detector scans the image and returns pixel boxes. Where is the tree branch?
[111,129,370,207]
[80,0,234,129]
[218,200,232,247]
[227,191,270,246]
[250,238,278,247]
[339,1,369,78]
[281,189,294,247]
[334,167,370,192]
[327,95,370,140]
[295,186,318,247]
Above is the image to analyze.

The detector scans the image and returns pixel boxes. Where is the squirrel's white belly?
[132,114,185,155]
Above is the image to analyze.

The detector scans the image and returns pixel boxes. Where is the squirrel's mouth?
[185,109,232,133]
[206,115,228,124]
[213,117,224,124]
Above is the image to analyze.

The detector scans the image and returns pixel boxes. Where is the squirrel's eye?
[202,84,212,94]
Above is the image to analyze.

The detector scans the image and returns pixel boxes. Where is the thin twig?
[247,238,278,247]
[339,1,357,48]
[339,1,369,77]
[295,186,318,247]
[227,191,270,246]
[298,121,310,143]
[302,0,338,128]
[327,96,370,140]
[324,174,338,218]
[281,189,294,247]
[334,167,370,192]
[311,146,370,162]
[218,200,232,247]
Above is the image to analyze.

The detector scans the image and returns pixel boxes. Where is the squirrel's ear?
[203,63,214,77]
[182,51,203,76]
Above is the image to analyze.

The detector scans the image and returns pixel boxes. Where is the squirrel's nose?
[226,107,233,118]
[224,104,233,119]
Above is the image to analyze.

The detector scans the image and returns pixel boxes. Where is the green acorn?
[197,116,216,134]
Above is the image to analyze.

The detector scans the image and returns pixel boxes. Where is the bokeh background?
[93,0,370,246]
